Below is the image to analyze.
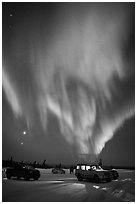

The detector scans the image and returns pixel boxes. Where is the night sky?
[2,3,135,166]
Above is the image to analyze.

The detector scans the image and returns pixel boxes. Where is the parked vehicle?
[2,168,7,178]
[98,166,119,180]
[75,164,112,183]
[6,164,40,180]
[51,168,65,174]
[109,169,119,180]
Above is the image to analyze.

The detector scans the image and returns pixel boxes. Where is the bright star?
[23,131,26,135]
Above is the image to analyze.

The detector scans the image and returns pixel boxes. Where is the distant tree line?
[2,157,77,169]
[2,157,135,170]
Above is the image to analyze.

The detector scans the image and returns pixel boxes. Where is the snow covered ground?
[2,168,135,202]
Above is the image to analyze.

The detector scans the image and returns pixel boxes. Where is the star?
[23,131,26,135]
[9,13,13,17]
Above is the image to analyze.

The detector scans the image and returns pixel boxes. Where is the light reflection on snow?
[124,193,135,202]
[71,183,85,188]
[111,189,124,198]
[93,185,100,189]
[101,187,108,191]
[45,181,64,184]
[50,182,86,195]
[117,170,134,173]
[121,178,132,182]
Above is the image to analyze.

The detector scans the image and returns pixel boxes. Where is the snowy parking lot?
[2,169,135,202]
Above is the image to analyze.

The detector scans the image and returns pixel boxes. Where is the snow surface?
[2,168,135,202]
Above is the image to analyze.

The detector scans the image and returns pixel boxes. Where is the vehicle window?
[81,165,85,170]
[27,166,34,170]
[98,166,102,170]
[91,166,96,170]
[86,165,91,170]
[76,166,80,169]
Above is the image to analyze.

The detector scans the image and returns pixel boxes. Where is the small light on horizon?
[10,14,13,17]
[21,142,24,145]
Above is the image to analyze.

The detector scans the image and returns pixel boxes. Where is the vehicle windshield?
[24,166,34,170]
[97,166,103,170]
[91,165,103,170]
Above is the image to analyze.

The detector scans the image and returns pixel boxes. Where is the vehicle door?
[14,165,25,177]
[84,165,94,179]
[86,166,96,179]
[80,165,87,178]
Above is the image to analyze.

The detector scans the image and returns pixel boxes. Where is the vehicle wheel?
[113,176,118,180]
[94,175,100,183]
[34,176,39,180]
[6,173,12,179]
[24,174,30,181]
[77,174,83,181]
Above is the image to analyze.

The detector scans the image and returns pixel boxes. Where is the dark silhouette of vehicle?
[51,168,65,174]
[109,168,119,180]
[75,164,112,183]
[100,166,119,180]
[6,164,40,180]
[2,168,6,178]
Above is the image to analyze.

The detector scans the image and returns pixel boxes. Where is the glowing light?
[121,178,132,182]
[71,183,85,188]
[23,131,26,135]
[101,187,111,191]
[21,142,24,145]
[93,185,100,189]
[45,181,64,184]
[2,68,22,117]
[3,5,134,160]
[36,5,134,157]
